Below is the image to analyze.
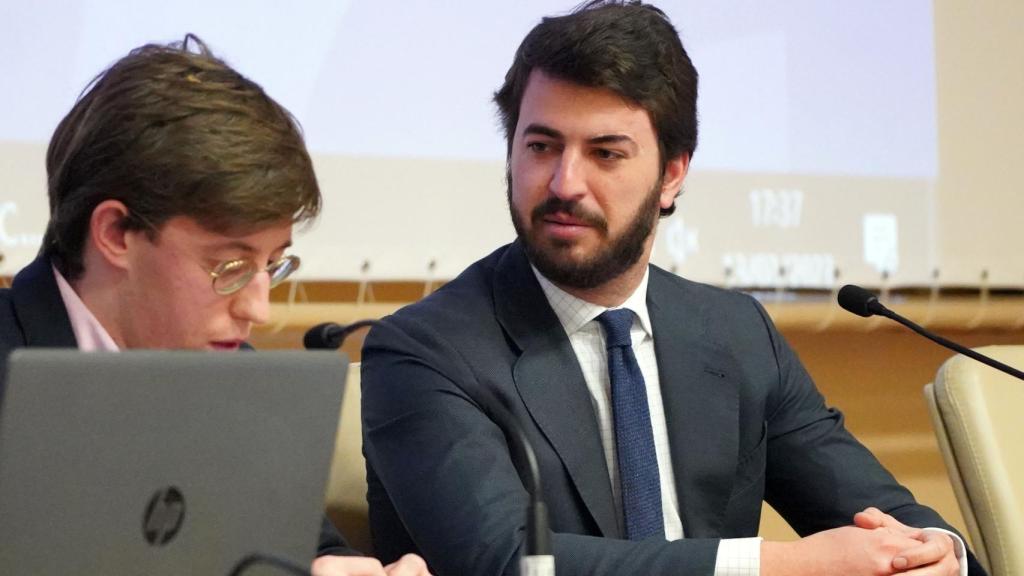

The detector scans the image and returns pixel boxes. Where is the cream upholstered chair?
[925,345,1024,576]
[324,361,372,554]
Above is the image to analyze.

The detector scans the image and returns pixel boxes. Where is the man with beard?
[360,2,982,575]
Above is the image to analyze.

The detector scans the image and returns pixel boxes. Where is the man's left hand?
[854,507,960,575]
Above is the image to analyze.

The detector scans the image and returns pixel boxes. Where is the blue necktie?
[597,309,664,541]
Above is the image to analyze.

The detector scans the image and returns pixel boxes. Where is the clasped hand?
[766,507,960,576]
[852,507,959,576]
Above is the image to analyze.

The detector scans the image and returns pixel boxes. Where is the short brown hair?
[43,35,320,279]
[494,1,698,216]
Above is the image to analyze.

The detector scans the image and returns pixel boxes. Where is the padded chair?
[925,345,1024,576]
[324,362,372,554]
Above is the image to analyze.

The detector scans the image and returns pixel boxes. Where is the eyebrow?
[590,134,636,147]
[522,123,638,151]
[210,239,293,254]
[523,123,563,140]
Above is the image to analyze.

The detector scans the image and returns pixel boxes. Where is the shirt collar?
[52,266,120,352]
[532,264,653,338]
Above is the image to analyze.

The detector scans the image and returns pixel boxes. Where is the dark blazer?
[362,241,984,576]
[0,256,356,557]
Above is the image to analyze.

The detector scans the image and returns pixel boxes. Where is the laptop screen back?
[0,349,347,576]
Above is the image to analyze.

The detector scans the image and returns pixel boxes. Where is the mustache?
[530,197,608,233]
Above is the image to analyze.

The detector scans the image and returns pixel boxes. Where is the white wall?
[2,2,1020,288]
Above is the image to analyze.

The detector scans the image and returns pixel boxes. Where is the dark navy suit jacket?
[0,256,357,558]
[362,241,984,576]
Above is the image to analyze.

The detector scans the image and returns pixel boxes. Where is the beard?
[508,176,662,291]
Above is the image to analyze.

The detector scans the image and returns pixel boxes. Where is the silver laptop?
[0,349,347,576]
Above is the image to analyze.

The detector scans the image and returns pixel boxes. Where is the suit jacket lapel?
[648,271,740,538]
[11,257,78,348]
[493,242,620,538]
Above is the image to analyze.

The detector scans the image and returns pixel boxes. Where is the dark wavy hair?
[43,34,320,279]
[494,1,698,216]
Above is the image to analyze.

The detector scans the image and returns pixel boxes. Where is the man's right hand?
[853,507,961,576]
[762,525,930,576]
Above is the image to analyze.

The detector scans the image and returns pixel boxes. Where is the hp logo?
[142,486,186,545]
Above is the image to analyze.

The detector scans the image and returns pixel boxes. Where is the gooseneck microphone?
[837,284,1024,381]
[303,320,379,350]
[302,320,554,574]
[487,393,554,576]
[836,284,889,318]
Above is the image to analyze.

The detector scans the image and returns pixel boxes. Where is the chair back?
[926,345,1024,576]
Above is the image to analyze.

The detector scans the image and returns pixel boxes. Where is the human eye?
[267,254,300,286]
[266,251,286,268]
[593,147,626,161]
[209,258,256,294]
[212,258,251,278]
[526,141,550,153]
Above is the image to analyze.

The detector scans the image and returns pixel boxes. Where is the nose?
[229,270,272,326]
[548,149,586,201]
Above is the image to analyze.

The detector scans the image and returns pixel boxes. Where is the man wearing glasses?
[0,36,428,576]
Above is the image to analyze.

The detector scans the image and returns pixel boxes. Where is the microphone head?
[837,284,886,317]
[304,322,342,349]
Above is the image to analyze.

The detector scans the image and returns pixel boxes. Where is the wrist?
[761,540,806,576]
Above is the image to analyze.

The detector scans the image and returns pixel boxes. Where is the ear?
[659,153,690,211]
[88,199,136,271]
